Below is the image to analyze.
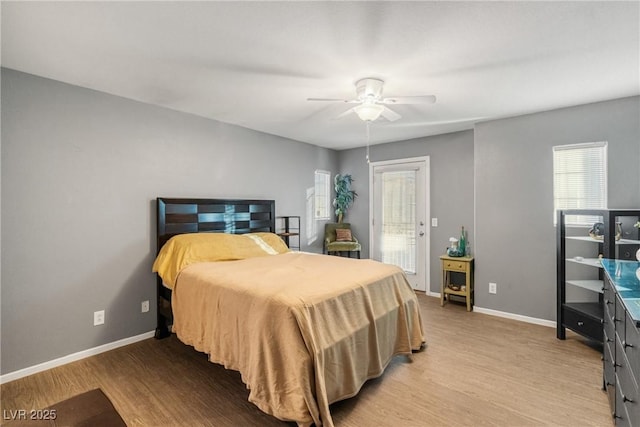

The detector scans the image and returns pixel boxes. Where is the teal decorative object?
[447,236,464,257]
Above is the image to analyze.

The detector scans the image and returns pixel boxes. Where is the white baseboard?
[426,293,556,328]
[473,306,556,328]
[0,330,155,385]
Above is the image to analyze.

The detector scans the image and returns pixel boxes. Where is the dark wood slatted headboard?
[157,197,276,253]
[154,197,276,338]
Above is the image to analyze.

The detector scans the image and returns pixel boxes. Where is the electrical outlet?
[94,310,105,326]
[431,218,438,227]
[141,300,150,313]
[489,282,497,294]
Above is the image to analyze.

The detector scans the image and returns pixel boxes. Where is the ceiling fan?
[307,77,436,122]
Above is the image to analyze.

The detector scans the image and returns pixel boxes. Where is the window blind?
[380,170,417,273]
[314,170,330,220]
[552,141,607,225]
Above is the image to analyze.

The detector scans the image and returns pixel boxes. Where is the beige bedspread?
[172,252,425,426]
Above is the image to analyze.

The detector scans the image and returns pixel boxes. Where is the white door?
[370,157,429,292]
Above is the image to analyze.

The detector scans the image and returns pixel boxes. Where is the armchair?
[323,223,361,258]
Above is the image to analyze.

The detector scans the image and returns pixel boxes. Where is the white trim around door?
[369,156,430,292]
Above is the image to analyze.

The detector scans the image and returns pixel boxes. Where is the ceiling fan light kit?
[354,103,384,121]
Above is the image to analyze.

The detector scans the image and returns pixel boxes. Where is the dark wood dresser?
[602,259,640,426]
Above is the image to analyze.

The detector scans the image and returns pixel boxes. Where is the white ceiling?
[2,1,639,150]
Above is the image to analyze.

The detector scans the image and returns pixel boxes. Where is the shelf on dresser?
[563,301,604,319]
[566,236,640,246]
[566,279,604,293]
[617,238,640,245]
[566,257,604,268]
[566,236,603,243]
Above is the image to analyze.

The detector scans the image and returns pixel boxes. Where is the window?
[314,170,331,220]
[380,169,417,273]
[306,187,318,244]
[552,142,607,225]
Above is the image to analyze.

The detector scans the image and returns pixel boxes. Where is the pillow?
[245,232,290,254]
[152,232,289,288]
[335,228,353,242]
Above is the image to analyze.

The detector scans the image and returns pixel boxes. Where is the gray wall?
[338,130,475,294]
[339,96,639,322]
[1,69,338,374]
[474,96,640,321]
[2,67,638,375]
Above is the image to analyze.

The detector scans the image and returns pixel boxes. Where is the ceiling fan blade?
[215,64,324,80]
[307,97,356,103]
[387,117,485,128]
[381,95,437,105]
[380,106,401,122]
[335,107,356,119]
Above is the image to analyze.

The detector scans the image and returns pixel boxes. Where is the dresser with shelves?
[556,209,640,344]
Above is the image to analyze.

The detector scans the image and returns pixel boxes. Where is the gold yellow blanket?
[172,252,425,426]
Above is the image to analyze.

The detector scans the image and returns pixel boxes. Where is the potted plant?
[333,174,357,223]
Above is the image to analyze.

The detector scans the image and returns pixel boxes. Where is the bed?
[152,197,425,427]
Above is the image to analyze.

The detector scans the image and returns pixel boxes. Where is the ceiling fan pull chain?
[366,121,371,164]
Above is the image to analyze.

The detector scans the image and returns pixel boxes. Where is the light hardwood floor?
[1,294,612,426]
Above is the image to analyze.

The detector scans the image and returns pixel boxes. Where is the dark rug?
[2,388,127,427]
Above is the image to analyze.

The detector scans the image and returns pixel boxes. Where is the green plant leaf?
[333,173,357,221]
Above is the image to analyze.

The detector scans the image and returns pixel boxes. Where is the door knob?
[419,231,425,236]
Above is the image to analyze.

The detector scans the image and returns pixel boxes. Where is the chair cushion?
[335,228,353,242]
[326,241,361,252]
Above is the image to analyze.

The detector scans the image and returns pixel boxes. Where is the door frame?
[368,156,430,293]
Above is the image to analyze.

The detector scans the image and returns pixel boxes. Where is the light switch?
[431,218,438,227]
